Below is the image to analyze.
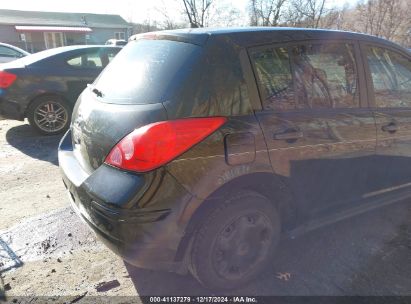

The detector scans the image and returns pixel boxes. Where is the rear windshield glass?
[93,39,202,104]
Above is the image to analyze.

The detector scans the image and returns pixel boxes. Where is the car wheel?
[27,96,71,135]
[189,191,281,290]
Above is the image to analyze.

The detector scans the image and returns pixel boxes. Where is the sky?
[0,0,360,25]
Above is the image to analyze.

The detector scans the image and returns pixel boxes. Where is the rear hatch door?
[71,38,203,173]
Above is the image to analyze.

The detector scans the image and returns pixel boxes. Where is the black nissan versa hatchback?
[59,27,411,289]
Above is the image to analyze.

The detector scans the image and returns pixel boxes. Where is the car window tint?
[292,43,359,109]
[108,52,117,62]
[366,46,411,107]
[251,47,296,111]
[86,52,103,67]
[67,56,82,67]
[93,39,202,104]
[67,51,103,68]
[202,56,251,116]
[0,46,20,57]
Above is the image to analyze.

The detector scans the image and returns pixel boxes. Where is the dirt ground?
[0,119,410,302]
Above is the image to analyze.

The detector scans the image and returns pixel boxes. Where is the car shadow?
[0,275,4,301]
[5,123,62,166]
[0,237,23,274]
[125,201,410,297]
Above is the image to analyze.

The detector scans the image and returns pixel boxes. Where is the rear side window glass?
[68,53,102,68]
[251,47,296,111]
[251,43,359,111]
[292,43,359,109]
[93,39,202,104]
[366,46,411,107]
[67,50,116,68]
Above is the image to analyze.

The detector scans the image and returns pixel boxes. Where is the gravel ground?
[0,119,410,302]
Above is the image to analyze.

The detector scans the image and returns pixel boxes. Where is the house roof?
[0,9,130,29]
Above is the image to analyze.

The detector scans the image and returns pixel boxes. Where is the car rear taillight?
[105,117,227,172]
[0,71,17,88]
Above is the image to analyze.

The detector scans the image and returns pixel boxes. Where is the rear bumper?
[58,130,193,272]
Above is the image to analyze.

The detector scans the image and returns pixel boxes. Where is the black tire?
[189,191,281,290]
[27,95,71,135]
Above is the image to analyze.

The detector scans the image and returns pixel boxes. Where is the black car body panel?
[60,129,192,270]
[59,28,411,277]
[71,88,168,172]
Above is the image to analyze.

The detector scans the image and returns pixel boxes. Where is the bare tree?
[358,0,385,36]
[286,0,327,28]
[381,0,405,40]
[248,0,288,26]
[307,0,410,47]
[319,4,350,30]
[132,19,160,34]
[156,0,186,29]
[357,0,408,40]
[181,0,214,28]
[209,4,244,27]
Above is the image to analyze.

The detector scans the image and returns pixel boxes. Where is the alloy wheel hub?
[46,112,57,122]
[34,101,67,132]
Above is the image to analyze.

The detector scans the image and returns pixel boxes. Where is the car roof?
[131,27,403,49]
[16,45,121,66]
[36,44,120,54]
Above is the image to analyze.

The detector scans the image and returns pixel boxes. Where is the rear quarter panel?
[163,37,279,226]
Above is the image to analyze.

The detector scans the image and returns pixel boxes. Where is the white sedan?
[0,42,30,63]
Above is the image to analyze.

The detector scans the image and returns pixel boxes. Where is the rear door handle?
[381,122,398,133]
[273,128,303,140]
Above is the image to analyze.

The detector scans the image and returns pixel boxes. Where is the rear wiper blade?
[88,84,104,97]
[92,87,104,97]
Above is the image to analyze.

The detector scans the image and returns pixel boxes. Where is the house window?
[44,32,65,49]
[115,32,125,40]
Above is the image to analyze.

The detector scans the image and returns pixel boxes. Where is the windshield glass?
[93,39,202,104]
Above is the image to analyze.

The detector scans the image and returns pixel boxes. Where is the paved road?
[0,120,410,301]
